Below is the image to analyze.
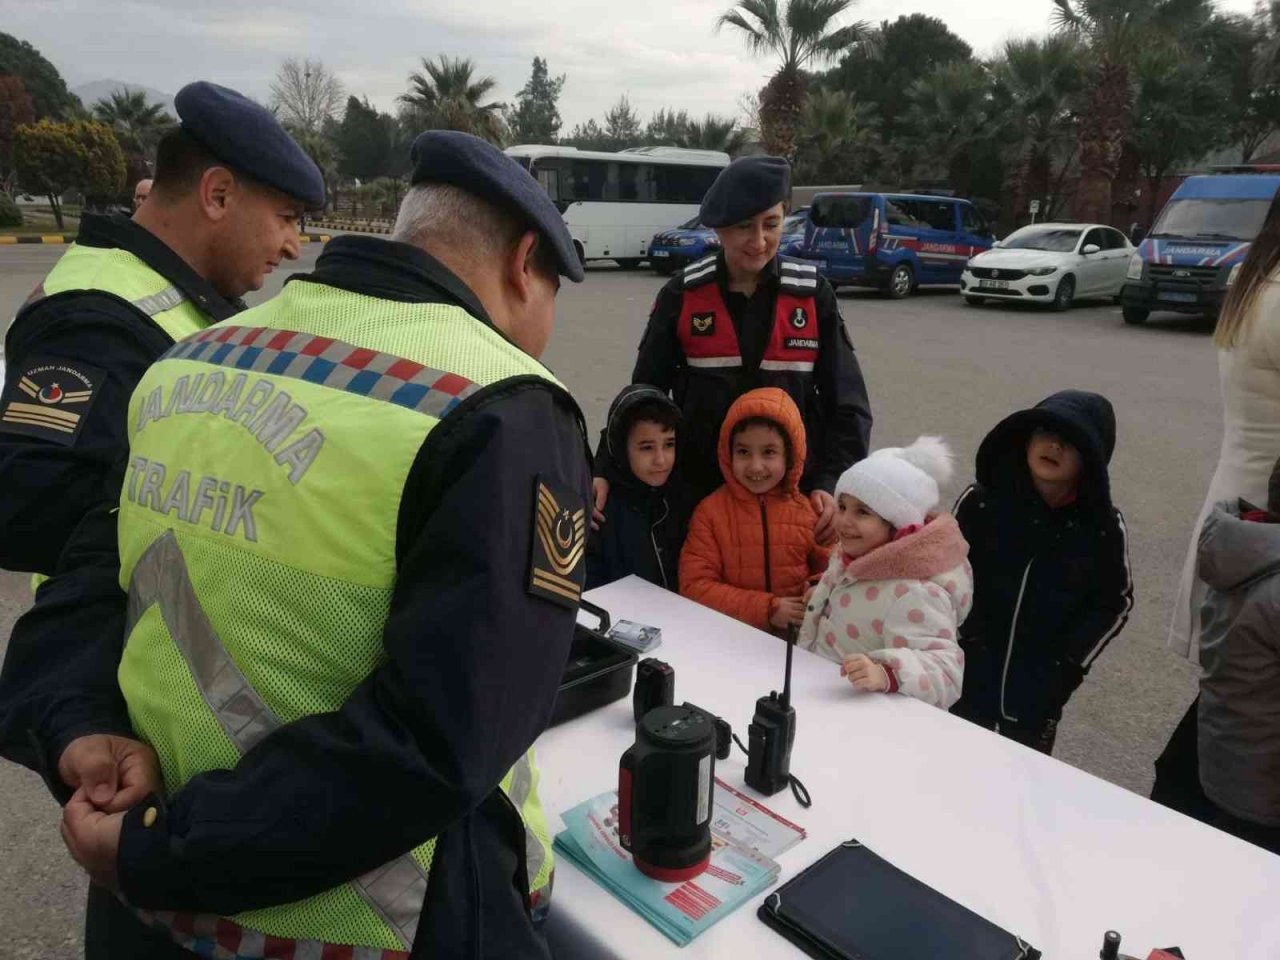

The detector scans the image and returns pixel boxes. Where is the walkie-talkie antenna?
[781,626,795,709]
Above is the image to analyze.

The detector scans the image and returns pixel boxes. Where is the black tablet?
[758,839,1041,960]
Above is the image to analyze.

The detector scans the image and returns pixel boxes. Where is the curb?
[308,221,391,235]
[0,233,333,246]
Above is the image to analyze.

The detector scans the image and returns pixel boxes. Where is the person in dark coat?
[592,156,872,545]
[587,384,686,590]
[951,390,1134,754]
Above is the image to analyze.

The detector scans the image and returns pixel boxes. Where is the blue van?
[790,193,995,298]
[1120,169,1280,324]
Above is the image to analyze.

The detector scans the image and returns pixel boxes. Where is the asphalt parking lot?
[0,244,1218,956]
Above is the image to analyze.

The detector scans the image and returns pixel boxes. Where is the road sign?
[1029,200,1041,214]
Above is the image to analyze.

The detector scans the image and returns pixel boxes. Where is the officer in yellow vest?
[4,131,590,959]
[0,80,321,578]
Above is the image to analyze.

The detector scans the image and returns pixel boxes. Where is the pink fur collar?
[842,513,968,581]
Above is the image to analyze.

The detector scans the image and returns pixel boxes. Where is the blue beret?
[699,156,791,228]
[409,130,583,283]
[174,81,325,210]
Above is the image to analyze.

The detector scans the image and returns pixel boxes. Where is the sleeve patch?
[0,356,104,447]
[528,474,587,609]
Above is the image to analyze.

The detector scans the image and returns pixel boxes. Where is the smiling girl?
[797,437,971,709]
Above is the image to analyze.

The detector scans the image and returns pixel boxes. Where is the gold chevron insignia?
[529,477,586,609]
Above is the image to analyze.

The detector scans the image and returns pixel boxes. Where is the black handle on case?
[579,597,611,634]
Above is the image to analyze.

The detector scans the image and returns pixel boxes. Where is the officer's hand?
[841,654,889,693]
[811,490,837,545]
[58,734,162,813]
[60,787,124,891]
[591,477,610,530]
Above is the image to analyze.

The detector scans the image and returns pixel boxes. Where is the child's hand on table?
[842,654,889,693]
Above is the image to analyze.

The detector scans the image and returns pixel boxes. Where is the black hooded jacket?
[586,385,688,591]
[954,390,1134,728]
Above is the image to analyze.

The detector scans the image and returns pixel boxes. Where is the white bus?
[505,144,730,267]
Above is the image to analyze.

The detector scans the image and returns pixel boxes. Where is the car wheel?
[883,263,914,300]
[574,242,586,268]
[615,258,641,270]
[653,260,677,276]
[1052,275,1075,312]
[1122,306,1149,325]
[964,295,984,307]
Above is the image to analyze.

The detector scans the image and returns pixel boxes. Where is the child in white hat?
[797,437,972,709]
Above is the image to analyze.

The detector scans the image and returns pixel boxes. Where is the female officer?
[594,155,872,544]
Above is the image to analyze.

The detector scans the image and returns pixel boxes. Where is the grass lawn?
[2,205,82,235]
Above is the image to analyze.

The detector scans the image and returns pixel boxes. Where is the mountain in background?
[72,79,176,118]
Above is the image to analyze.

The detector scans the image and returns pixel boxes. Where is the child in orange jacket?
[679,387,829,632]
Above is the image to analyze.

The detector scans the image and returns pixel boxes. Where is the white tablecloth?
[535,577,1279,959]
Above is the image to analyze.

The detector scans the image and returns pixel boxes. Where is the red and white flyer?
[711,777,807,860]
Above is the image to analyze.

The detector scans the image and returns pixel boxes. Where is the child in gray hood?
[1197,459,1280,855]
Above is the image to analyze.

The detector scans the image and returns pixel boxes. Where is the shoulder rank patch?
[528,475,587,609]
[0,355,103,446]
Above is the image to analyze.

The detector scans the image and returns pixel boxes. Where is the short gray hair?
[391,183,561,283]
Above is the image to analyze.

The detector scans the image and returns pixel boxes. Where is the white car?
[960,222,1134,310]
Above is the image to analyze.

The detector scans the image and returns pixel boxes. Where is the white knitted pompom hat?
[834,436,953,530]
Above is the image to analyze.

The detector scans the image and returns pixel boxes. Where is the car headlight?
[1127,254,1144,281]
[1026,266,1058,276]
[1227,262,1242,287]
[673,238,697,247]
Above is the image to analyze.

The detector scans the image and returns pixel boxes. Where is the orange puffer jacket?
[679,387,829,631]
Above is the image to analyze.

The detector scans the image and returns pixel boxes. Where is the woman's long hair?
[1216,186,1280,348]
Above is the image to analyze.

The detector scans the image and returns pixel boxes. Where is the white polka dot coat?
[797,513,972,709]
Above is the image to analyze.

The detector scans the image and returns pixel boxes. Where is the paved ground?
[0,244,1218,956]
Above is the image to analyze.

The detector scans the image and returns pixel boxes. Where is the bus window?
[536,166,561,202]
[654,164,720,204]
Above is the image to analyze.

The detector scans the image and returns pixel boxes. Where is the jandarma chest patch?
[528,475,586,608]
[691,312,716,335]
[0,356,103,446]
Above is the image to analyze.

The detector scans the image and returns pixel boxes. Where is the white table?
[536,577,1280,959]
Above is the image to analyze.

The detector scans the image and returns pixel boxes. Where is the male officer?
[0,81,320,577]
[132,178,153,211]
[593,156,872,543]
[0,131,590,959]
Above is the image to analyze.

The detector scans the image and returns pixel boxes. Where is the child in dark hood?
[586,385,687,591]
[951,390,1134,754]
[1194,457,1280,855]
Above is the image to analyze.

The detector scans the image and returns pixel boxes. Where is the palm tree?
[92,88,173,157]
[400,56,506,145]
[716,0,865,159]
[1051,0,1213,223]
[794,89,876,183]
[994,35,1086,222]
[684,115,750,155]
[903,61,995,196]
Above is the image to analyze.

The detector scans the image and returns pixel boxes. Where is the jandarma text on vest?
[134,372,326,485]
[125,456,263,542]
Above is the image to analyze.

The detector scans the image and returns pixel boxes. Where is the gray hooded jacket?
[1197,499,1280,826]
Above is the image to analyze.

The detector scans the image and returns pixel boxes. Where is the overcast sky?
[1,0,1260,130]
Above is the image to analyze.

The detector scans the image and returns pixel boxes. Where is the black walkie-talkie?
[745,626,797,796]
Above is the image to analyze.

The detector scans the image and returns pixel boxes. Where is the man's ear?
[196,166,237,223]
[506,230,541,303]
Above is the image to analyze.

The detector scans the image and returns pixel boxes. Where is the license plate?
[1161,291,1197,303]
[978,279,1009,290]
[650,250,669,257]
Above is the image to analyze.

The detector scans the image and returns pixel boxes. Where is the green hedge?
[0,193,23,228]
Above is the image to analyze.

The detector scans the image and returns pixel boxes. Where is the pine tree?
[509,57,565,144]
